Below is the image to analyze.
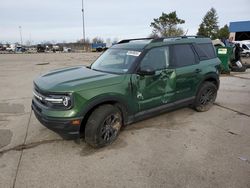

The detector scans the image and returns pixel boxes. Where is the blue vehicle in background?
[91,43,107,52]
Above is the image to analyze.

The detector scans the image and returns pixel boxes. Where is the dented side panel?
[131,69,177,111]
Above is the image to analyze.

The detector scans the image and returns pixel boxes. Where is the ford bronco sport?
[32,36,220,148]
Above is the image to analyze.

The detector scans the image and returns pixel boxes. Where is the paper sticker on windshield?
[122,69,128,72]
[218,48,227,55]
[127,51,141,57]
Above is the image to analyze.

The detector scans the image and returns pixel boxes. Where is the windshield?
[91,49,141,74]
[246,44,250,49]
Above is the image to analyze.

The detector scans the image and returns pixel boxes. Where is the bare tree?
[92,37,104,43]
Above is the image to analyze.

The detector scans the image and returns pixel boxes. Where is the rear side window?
[194,43,216,60]
[172,44,196,67]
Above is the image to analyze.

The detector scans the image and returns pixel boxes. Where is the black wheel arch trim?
[79,94,131,126]
[196,73,220,95]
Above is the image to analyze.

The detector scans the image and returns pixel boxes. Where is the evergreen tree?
[150,11,185,37]
[217,24,230,39]
[197,8,219,39]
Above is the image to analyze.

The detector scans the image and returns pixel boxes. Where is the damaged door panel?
[131,46,177,111]
[131,69,176,111]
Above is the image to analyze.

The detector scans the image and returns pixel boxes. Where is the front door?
[131,46,176,111]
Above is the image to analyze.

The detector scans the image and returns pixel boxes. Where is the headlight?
[45,94,72,108]
[33,90,72,109]
[62,96,71,107]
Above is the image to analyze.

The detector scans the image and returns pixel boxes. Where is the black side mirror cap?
[137,66,155,76]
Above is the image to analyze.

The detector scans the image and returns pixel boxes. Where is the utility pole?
[81,0,85,43]
[19,26,23,46]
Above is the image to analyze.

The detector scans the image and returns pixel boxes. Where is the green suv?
[32,36,220,147]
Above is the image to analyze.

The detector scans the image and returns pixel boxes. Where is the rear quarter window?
[194,43,217,60]
[172,44,197,67]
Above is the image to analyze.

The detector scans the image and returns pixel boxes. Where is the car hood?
[34,66,125,92]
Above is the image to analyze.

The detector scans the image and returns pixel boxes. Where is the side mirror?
[137,65,155,76]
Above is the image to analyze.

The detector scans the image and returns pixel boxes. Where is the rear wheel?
[194,82,217,112]
[85,104,122,148]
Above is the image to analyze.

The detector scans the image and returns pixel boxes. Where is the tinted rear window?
[194,43,216,60]
[172,44,196,67]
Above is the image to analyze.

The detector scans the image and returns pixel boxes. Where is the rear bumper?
[32,100,82,139]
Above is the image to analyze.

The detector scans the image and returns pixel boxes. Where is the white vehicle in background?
[6,44,16,52]
[52,45,60,52]
[234,40,250,58]
[63,47,72,53]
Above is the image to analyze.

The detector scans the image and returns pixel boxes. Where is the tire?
[85,104,122,148]
[194,82,217,112]
[231,65,246,72]
[245,64,250,69]
[96,48,103,52]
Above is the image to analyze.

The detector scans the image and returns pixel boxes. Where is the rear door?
[171,44,201,101]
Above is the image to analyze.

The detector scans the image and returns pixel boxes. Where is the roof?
[111,37,212,50]
[229,21,250,32]
[111,40,151,50]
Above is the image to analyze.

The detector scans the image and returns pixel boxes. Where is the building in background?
[229,21,250,41]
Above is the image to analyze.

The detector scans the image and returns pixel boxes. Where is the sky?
[0,0,249,44]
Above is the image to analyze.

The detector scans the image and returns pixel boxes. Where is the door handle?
[195,69,202,73]
[159,72,169,79]
[161,74,169,79]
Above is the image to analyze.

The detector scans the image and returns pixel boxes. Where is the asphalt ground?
[0,53,249,188]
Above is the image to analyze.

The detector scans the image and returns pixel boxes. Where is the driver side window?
[140,46,169,71]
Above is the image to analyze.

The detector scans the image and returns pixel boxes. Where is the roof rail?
[180,35,205,38]
[117,38,153,44]
[149,35,206,43]
[116,35,207,45]
[151,38,164,43]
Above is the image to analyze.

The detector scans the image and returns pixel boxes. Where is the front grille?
[32,100,42,113]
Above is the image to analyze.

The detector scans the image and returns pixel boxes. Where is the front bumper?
[32,100,82,139]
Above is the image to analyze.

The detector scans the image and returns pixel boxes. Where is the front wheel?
[194,82,218,112]
[85,104,122,148]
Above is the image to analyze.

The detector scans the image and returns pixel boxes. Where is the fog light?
[71,119,81,126]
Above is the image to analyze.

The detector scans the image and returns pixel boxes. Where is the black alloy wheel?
[101,113,121,142]
[194,82,217,112]
[85,104,122,148]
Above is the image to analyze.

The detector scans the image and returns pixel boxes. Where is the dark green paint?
[33,37,220,132]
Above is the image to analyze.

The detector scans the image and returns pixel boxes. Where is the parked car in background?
[37,44,46,53]
[15,46,26,53]
[234,40,250,57]
[91,43,106,52]
[63,47,72,53]
[6,44,16,52]
[52,45,63,52]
